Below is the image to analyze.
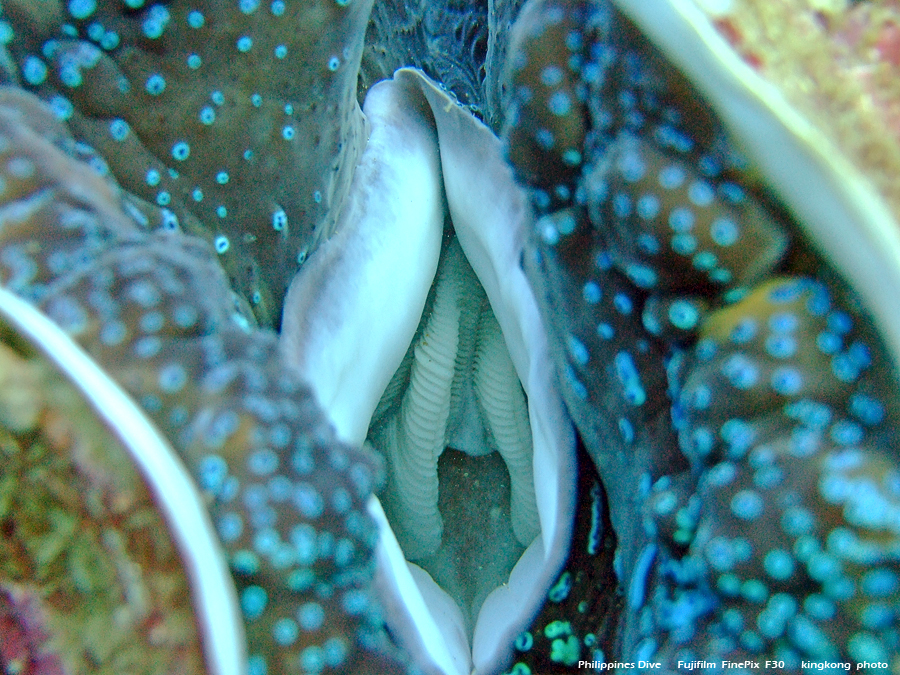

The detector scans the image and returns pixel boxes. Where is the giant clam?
[0,2,898,675]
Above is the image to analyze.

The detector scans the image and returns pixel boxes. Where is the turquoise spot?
[514,631,533,652]
[187,11,205,28]
[109,119,129,141]
[548,572,572,602]
[668,300,700,330]
[550,636,580,665]
[231,549,260,575]
[323,638,348,667]
[300,647,324,673]
[247,655,267,675]
[543,620,572,639]
[540,65,564,86]
[240,586,268,620]
[763,549,794,580]
[22,56,48,85]
[68,0,97,19]
[548,90,572,116]
[272,618,299,646]
[171,142,190,161]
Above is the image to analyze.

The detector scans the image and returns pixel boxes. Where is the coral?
[0,335,206,675]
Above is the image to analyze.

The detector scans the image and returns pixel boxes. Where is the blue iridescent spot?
[319,639,347,669]
[297,602,325,631]
[816,331,840,354]
[171,141,190,161]
[613,293,632,315]
[668,206,694,232]
[658,165,686,189]
[241,586,268,620]
[142,6,171,39]
[829,420,863,445]
[722,353,758,390]
[770,367,803,395]
[565,365,588,400]
[217,512,243,542]
[158,363,187,393]
[68,0,97,19]
[636,194,660,220]
[567,334,589,366]
[247,655,267,675]
[515,632,534,652]
[625,263,656,289]
[849,393,885,425]
[763,549,795,580]
[668,300,700,330]
[687,180,714,207]
[692,251,717,271]
[293,483,324,518]
[710,217,739,246]
[237,36,253,52]
[614,351,646,406]
[612,192,631,218]
[187,11,205,28]
[540,65,564,86]
[582,281,601,304]
[548,90,572,116]
[272,618,299,646]
[765,334,796,359]
[109,118,129,141]
[248,449,279,476]
[535,127,554,150]
[548,572,572,602]
[670,233,696,255]
[22,56,48,85]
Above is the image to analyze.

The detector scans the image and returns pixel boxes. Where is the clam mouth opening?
[280,68,575,675]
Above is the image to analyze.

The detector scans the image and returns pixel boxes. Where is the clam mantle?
[0,0,898,673]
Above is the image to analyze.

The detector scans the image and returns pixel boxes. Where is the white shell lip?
[280,73,445,447]
[615,0,900,371]
[0,286,247,675]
